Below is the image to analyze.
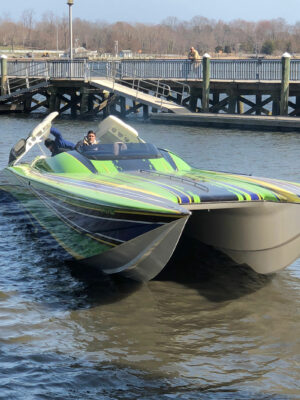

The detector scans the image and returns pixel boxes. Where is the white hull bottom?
[81,216,189,282]
[186,202,300,274]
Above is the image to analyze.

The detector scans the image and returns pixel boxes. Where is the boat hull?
[81,215,189,281]
[0,168,189,281]
[186,201,300,274]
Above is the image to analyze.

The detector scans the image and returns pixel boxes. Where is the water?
[0,114,299,399]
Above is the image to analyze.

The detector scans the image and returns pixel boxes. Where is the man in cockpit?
[76,130,98,148]
[75,130,127,155]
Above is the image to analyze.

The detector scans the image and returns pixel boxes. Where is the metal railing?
[102,62,190,109]
[4,62,50,96]
[108,63,173,110]
[210,59,282,80]
[3,58,300,81]
[6,60,87,79]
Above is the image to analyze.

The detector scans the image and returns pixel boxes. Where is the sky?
[2,0,300,25]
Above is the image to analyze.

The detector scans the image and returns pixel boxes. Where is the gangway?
[0,81,50,102]
[90,78,192,114]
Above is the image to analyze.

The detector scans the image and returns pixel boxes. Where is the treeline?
[1,11,300,56]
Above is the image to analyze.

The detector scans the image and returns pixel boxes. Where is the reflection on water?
[0,115,299,399]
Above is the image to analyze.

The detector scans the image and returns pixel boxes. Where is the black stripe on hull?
[31,188,174,244]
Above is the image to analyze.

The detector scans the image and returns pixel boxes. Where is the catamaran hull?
[81,215,189,281]
[0,171,190,282]
[186,201,300,274]
[2,167,300,278]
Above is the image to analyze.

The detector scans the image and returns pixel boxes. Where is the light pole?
[67,0,74,60]
[114,40,118,57]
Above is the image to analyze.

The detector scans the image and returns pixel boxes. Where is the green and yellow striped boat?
[2,113,300,281]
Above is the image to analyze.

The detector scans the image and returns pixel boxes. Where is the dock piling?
[48,87,60,112]
[1,55,8,96]
[202,53,211,112]
[280,52,291,116]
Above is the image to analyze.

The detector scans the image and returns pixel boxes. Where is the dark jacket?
[50,127,75,156]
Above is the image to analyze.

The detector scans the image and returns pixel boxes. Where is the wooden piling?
[189,87,199,111]
[120,96,126,117]
[237,96,244,114]
[24,95,32,112]
[80,87,89,115]
[272,94,280,115]
[256,94,262,115]
[212,93,219,106]
[202,53,210,112]
[48,87,60,112]
[228,89,237,114]
[296,96,300,116]
[280,52,291,116]
[71,93,77,117]
[1,55,8,96]
[143,104,149,119]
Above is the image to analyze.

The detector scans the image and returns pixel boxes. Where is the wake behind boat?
[1,113,300,281]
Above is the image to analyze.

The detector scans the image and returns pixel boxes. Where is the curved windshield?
[77,142,162,161]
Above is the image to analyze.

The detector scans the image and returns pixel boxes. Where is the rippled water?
[0,114,299,399]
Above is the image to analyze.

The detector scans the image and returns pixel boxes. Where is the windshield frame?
[76,142,163,161]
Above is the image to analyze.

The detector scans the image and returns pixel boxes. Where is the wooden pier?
[1,55,300,130]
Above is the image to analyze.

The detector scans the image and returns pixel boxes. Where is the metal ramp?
[0,81,50,102]
[90,78,191,114]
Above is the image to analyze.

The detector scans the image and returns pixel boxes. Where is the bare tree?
[21,9,35,48]
[0,12,299,57]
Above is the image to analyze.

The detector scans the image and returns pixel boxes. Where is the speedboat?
[1,112,300,281]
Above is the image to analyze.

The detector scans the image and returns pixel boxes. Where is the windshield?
[77,142,163,161]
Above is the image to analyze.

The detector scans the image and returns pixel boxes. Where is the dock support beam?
[189,88,198,111]
[280,52,291,116]
[71,93,77,117]
[120,96,126,117]
[143,104,149,119]
[228,89,237,114]
[1,55,8,96]
[48,87,60,112]
[24,95,32,112]
[256,94,262,115]
[272,94,280,115]
[237,96,244,114]
[80,87,97,115]
[202,53,211,112]
[296,96,300,116]
[80,87,89,115]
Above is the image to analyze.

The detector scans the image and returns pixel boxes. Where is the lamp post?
[67,0,74,60]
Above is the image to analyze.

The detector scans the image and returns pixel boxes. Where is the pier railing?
[3,61,49,96]
[2,58,300,81]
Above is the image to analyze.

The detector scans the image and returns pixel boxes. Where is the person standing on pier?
[187,46,201,76]
[44,127,75,156]
[188,47,200,62]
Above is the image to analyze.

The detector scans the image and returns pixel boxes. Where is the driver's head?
[87,130,96,145]
[44,138,55,152]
